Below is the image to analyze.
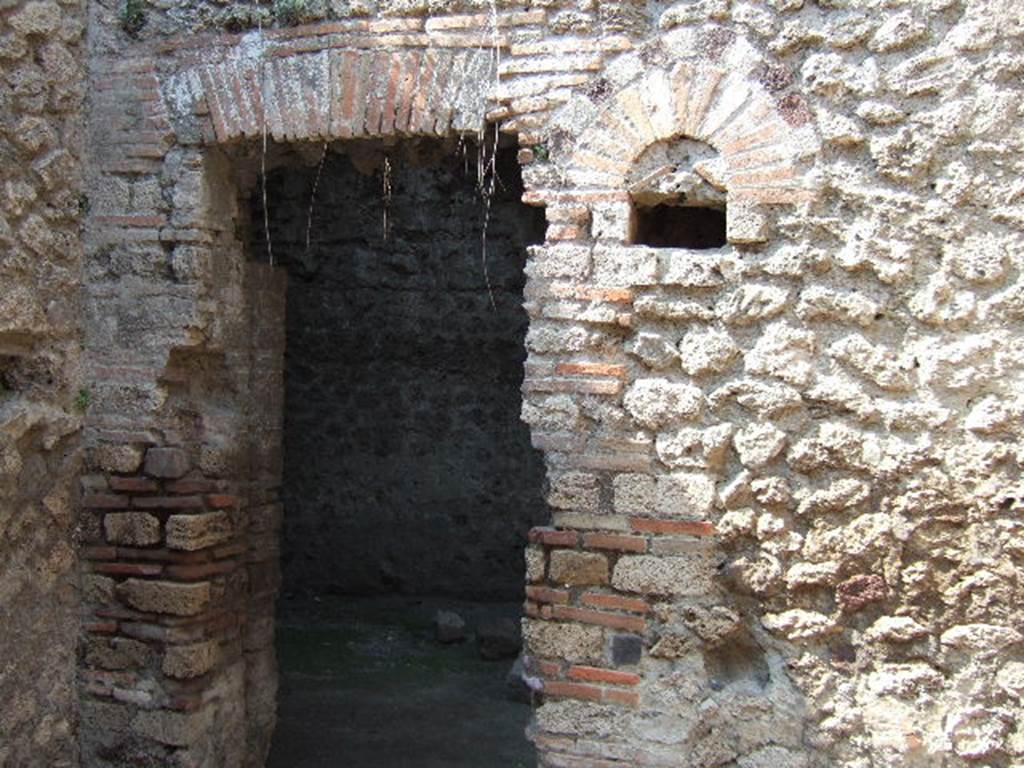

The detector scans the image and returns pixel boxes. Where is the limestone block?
[623,378,702,429]
[628,331,678,370]
[726,198,770,244]
[733,423,787,469]
[762,609,837,641]
[656,424,734,471]
[744,321,816,387]
[678,327,739,377]
[593,246,657,286]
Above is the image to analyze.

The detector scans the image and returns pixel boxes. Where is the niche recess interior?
[628,136,727,249]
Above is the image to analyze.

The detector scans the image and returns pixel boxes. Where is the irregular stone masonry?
[0,0,1019,765]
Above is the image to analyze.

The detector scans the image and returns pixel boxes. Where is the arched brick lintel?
[166,46,496,144]
[563,61,821,205]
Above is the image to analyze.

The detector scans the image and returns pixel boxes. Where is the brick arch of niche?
[514,45,823,766]
[80,18,547,768]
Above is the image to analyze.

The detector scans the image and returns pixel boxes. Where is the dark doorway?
[248,135,547,767]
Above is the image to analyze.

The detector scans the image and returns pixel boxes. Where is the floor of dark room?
[266,595,535,767]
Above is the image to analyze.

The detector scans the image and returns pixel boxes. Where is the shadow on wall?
[248,136,549,600]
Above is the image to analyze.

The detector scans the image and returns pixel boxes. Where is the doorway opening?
[244,135,548,767]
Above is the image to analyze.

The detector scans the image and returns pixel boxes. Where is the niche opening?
[633,203,727,249]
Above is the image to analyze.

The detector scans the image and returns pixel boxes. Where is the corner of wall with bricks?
[2,0,1022,765]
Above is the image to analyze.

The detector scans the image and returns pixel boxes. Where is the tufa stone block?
[93,443,144,474]
[163,640,218,679]
[103,512,160,547]
[612,555,714,596]
[549,550,610,587]
[165,511,232,551]
[144,447,190,479]
[117,579,210,617]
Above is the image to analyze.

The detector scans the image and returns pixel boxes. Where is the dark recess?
[249,137,549,600]
[634,203,727,249]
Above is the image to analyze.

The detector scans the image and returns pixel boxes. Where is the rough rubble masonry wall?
[1,0,1018,765]
[0,0,85,765]
[260,141,548,599]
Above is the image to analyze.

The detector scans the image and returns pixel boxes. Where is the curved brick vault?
[175,46,498,143]
[560,61,819,204]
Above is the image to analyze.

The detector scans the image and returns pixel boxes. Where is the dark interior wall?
[254,139,548,599]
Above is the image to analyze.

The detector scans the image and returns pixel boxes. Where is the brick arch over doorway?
[80,13,823,767]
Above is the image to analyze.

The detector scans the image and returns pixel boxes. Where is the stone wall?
[257,139,548,599]
[0,0,1018,765]
[0,0,85,765]
[517,2,1024,765]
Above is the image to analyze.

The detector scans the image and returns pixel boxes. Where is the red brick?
[568,665,641,686]
[82,546,118,561]
[115,547,209,564]
[164,561,237,581]
[524,601,541,618]
[535,659,562,677]
[164,694,203,712]
[92,562,164,577]
[603,688,640,706]
[550,605,646,633]
[165,478,218,494]
[544,680,603,702]
[579,592,650,614]
[523,377,623,396]
[213,541,247,559]
[205,494,238,509]
[133,495,204,510]
[84,621,119,634]
[543,680,639,706]
[582,532,647,553]
[82,494,130,509]
[545,224,584,241]
[108,476,159,493]
[525,586,570,605]
[528,527,578,547]
[393,50,421,134]
[629,518,715,536]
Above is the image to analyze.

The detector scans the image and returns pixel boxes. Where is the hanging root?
[305,141,329,257]
[382,154,393,242]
